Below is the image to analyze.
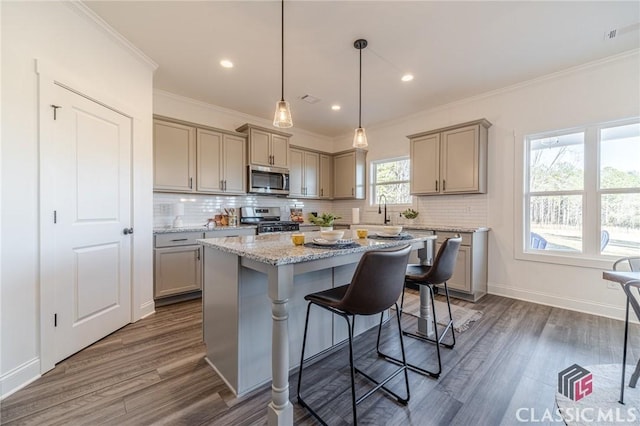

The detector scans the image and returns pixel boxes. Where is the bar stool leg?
[620,299,630,404]
[297,303,313,406]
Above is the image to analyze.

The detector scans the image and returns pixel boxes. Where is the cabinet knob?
[123,227,134,235]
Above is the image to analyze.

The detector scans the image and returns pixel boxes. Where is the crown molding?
[65,1,158,71]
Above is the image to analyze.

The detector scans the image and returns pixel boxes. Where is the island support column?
[267,264,294,426]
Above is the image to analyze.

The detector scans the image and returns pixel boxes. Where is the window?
[524,119,640,258]
[371,157,412,205]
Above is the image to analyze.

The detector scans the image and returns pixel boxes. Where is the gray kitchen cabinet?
[154,232,203,300]
[434,230,487,302]
[409,119,491,195]
[153,119,196,192]
[154,116,247,195]
[319,154,333,199]
[289,147,319,198]
[154,228,256,304]
[236,123,291,168]
[333,149,367,199]
[196,128,246,194]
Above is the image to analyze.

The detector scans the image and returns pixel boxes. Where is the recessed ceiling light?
[220,59,234,68]
[401,74,414,82]
[331,105,341,111]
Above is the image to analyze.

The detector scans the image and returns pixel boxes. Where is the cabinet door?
[303,151,319,197]
[154,120,195,191]
[271,134,290,168]
[222,134,246,194]
[288,148,304,197]
[154,245,202,298]
[441,124,479,193]
[333,152,356,198]
[436,242,471,292]
[196,128,223,192]
[248,128,272,166]
[319,154,333,199]
[410,133,440,194]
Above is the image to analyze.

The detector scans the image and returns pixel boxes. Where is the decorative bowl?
[320,230,345,242]
[383,226,403,235]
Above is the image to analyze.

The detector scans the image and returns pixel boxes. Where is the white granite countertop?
[199,230,436,266]
[154,225,257,234]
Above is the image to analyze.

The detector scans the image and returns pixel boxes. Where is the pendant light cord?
[358,46,362,128]
[280,0,285,102]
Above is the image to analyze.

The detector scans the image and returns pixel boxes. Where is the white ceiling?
[86,1,639,137]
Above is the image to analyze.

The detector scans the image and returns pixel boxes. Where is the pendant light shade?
[353,127,368,148]
[353,39,368,148]
[273,0,293,128]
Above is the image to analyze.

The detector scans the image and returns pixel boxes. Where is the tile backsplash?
[153,193,333,228]
[332,194,488,227]
[154,192,487,229]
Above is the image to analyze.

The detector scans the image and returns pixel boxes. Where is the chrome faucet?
[378,195,390,225]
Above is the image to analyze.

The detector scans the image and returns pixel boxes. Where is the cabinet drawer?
[436,231,471,246]
[155,232,204,247]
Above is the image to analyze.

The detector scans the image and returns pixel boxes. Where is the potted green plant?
[308,212,341,231]
[401,208,419,220]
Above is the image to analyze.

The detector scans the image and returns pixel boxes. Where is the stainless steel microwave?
[248,165,290,195]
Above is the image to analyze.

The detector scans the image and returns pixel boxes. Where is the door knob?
[123,227,134,235]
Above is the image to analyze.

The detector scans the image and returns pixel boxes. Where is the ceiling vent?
[299,94,321,104]
[604,22,640,41]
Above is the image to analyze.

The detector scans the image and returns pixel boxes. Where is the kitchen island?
[199,230,436,426]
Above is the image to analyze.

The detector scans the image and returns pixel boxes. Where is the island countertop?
[198,230,436,266]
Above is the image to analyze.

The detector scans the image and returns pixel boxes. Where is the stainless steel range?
[240,207,300,234]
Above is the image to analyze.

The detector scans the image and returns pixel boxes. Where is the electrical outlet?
[607,282,620,290]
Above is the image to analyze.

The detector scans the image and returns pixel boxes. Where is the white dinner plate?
[375,232,404,238]
[312,238,353,246]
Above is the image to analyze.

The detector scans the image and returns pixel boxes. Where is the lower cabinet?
[435,230,487,302]
[154,228,256,304]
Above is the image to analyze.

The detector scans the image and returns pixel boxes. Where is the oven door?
[249,165,290,195]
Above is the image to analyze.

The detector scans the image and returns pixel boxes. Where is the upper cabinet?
[153,117,247,195]
[319,154,333,199]
[333,149,367,199]
[154,119,196,192]
[408,119,491,195]
[236,124,291,168]
[289,147,320,198]
[196,129,246,194]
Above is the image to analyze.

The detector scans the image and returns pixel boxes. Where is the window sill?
[514,250,617,270]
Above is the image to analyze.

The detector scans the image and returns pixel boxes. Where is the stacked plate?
[312,238,354,246]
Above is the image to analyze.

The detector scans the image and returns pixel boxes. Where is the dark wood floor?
[2,293,637,425]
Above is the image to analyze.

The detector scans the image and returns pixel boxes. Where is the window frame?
[369,156,414,208]
[515,117,640,269]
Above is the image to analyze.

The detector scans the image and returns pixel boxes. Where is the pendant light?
[353,39,368,148]
[273,0,293,128]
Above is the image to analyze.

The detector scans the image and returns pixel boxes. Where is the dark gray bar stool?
[378,236,461,379]
[297,245,412,425]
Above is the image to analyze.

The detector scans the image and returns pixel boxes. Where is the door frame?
[37,60,138,373]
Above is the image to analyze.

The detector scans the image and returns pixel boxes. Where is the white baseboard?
[488,283,630,322]
[1,357,40,400]
[138,300,156,320]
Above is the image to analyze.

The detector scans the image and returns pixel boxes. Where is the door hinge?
[53,210,57,224]
[54,313,58,327]
[51,104,62,120]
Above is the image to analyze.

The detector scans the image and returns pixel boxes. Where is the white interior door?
[48,83,132,363]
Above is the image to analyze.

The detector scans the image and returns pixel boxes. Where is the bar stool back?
[297,245,412,425]
[378,236,461,378]
[620,279,640,404]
